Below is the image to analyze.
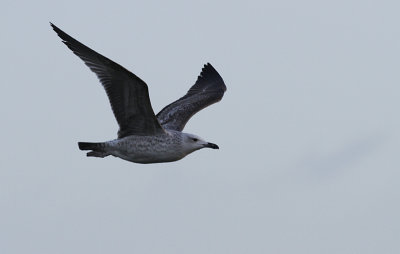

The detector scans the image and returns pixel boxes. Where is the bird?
[50,23,227,164]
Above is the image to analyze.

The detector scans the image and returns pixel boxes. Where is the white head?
[181,133,219,154]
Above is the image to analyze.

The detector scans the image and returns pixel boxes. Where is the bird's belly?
[116,149,184,164]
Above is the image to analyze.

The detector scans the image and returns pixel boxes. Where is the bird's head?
[181,133,219,154]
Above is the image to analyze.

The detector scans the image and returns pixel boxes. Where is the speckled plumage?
[51,23,226,164]
[104,131,184,163]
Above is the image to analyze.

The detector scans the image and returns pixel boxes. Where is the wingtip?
[50,23,71,45]
[50,22,61,35]
[201,62,211,71]
[204,62,213,68]
[201,62,217,74]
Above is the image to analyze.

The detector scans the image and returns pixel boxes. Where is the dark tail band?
[78,142,103,151]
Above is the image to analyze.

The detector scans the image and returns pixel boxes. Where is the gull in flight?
[51,23,227,164]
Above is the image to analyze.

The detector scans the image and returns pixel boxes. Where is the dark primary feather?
[157,63,227,131]
[50,23,164,138]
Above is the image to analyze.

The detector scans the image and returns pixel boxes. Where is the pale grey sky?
[1,0,400,253]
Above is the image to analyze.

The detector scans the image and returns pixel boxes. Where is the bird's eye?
[192,138,198,142]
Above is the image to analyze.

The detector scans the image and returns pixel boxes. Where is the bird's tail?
[78,142,109,158]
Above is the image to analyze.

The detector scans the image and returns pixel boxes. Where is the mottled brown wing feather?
[51,23,164,138]
[157,63,226,131]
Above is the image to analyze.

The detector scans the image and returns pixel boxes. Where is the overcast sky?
[1,0,400,253]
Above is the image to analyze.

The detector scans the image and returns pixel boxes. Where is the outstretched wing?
[157,63,226,131]
[51,23,164,138]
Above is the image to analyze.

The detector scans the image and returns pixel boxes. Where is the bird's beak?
[204,142,219,149]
